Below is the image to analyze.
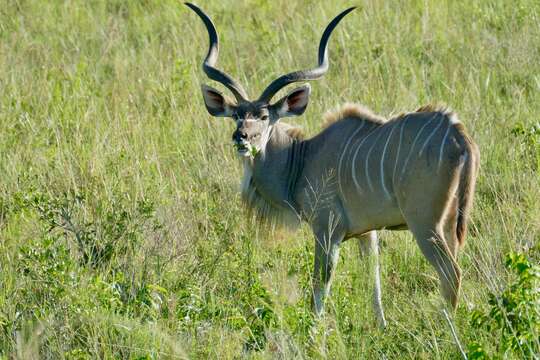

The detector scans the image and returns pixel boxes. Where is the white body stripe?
[365,126,387,192]
[392,118,408,186]
[399,115,437,181]
[351,127,379,193]
[380,122,398,198]
[258,124,273,158]
[337,122,366,197]
[419,117,444,156]
[438,123,452,172]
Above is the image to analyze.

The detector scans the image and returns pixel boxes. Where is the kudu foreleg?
[358,231,387,328]
[311,225,345,316]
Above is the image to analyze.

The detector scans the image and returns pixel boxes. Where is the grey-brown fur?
[240,122,306,230]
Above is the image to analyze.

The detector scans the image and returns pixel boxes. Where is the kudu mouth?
[233,140,255,157]
[234,142,249,154]
[232,129,250,154]
[232,135,248,152]
[233,131,261,155]
[232,129,267,157]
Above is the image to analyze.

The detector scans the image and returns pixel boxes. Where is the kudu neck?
[249,123,305,210]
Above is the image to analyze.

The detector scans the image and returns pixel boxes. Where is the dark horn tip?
[184,2,198,11]
[341,6,357,17]
[338,6,357,18]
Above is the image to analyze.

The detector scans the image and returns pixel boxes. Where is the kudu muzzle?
[232,128,248,143]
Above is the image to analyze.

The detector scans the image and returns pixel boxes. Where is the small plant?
[17,234,78,316]
[510,122,540,171]
[241,279,278,351]
[467,252,540,359]
[15,189,158,268]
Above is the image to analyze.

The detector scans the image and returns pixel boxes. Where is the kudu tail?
[455,124,479,247]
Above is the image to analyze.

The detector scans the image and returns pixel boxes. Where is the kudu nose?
[232,130,248,142]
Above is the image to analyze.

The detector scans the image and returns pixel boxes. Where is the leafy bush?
[14,189,157,268]
[2,187,171,351]
[468,252,540,359]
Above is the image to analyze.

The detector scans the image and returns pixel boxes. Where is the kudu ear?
[201,84,236,117]
[272,84,311,119]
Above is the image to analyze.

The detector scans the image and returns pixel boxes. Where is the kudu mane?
[323,103,386,128]
[323,103,454,129]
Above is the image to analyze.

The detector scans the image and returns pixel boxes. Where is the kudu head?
[185,3,355,157]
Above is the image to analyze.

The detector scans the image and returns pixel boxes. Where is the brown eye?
[261,115,269,121]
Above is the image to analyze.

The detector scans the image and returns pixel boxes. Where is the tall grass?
[0,0,538,358]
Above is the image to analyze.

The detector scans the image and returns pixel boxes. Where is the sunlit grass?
[0,0,539,358]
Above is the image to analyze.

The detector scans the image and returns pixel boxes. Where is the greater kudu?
[186,3,480,327]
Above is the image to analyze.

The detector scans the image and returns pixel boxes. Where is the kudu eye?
[261,115,269,121]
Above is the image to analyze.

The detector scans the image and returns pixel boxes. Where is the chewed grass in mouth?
[233,142,248,152]
[233,143,259,157]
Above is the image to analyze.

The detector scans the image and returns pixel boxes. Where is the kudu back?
[186,3,480,327]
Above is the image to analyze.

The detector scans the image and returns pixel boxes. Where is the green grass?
[1,0,539,358]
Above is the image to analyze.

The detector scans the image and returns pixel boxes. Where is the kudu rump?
[186,3,479,326]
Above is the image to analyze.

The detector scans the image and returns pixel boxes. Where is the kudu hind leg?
[411,225,461,309]
[443,197,460,258]
[358,231,387,328]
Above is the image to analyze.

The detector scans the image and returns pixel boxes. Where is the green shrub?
[468,252,540,359]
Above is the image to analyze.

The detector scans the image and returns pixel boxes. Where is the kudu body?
[186,3,480,327]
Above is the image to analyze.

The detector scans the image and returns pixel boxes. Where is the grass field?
[1,0,539,358]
